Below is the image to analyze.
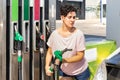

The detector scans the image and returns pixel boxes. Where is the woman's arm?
[45,47,53,76]
[62,50,85,63]
[45,47,53,68]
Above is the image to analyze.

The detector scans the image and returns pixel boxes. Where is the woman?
[45,4,90,80]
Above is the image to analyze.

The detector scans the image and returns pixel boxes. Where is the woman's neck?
[61,25,76,33]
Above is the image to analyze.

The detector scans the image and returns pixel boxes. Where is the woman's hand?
[55,59,61,65]
[45,66,53,76]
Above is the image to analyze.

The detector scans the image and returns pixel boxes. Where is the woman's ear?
[61,15,64,20]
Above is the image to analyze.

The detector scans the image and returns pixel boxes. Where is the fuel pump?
[14,25,23,80]
[23,0,30,53]
[9,0,19,80]
[33,0,41,80]
[20,0,31,80]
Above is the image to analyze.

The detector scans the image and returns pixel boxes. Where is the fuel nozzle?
[54,48,72,62]
[49,48,72,72]
[14,31,23,41]
[62,48,72,54]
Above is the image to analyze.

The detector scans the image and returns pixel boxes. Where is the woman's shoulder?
[49,29,58,37]
[75,28,84,35]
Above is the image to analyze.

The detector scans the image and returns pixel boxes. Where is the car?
[93,47,120,80]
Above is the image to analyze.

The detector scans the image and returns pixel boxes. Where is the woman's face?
[61,11,76,28]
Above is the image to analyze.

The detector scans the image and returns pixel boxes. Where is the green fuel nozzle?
[18,56,22,62]
[49,64,54,72]
[14,31,23,41]
[49,48,72,73]
[54,48,72,62]
[54,50,62,61]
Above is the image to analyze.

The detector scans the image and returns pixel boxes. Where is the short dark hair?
[60,4,77,17]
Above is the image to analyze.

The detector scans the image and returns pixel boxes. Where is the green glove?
[54,50,62,62]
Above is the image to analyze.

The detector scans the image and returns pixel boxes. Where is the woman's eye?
[73,16,76,19]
